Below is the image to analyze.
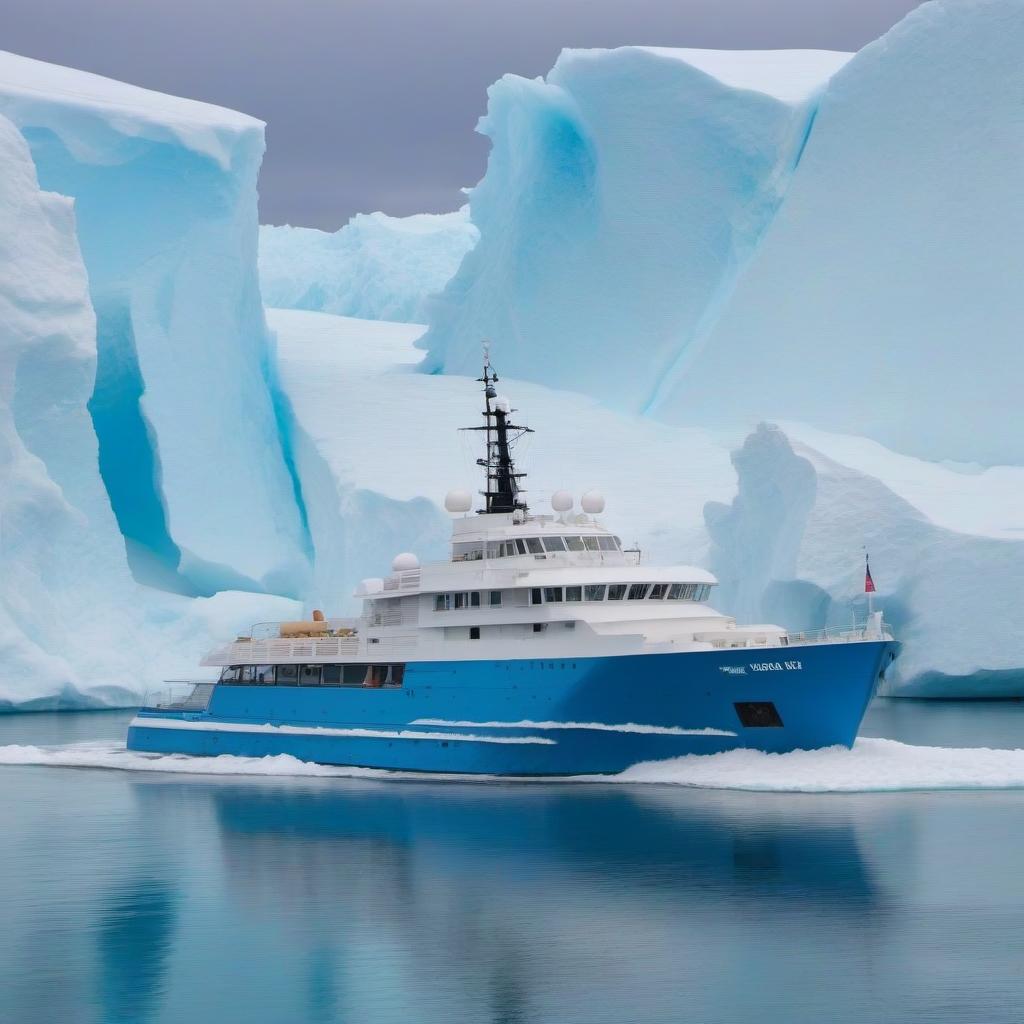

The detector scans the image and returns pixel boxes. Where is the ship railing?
[144,680,216,712]
[783,623,883,646]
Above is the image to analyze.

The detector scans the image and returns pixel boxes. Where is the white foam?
[0,741,398,779]
[612,738,1024,792]
[2,737,1023,792]
[411,718,736,737]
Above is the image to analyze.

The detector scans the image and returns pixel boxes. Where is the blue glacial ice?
[260,209,478,324]
[0,104,300,709]
[0,50,308,597]
[419,46,851,407]
[655,0,1024,466]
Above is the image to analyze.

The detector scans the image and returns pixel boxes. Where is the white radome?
[581,490,606,514]
[391,552,420,572]
[444,489,473,513]
[551,489,574,513]
[493,396,511,413]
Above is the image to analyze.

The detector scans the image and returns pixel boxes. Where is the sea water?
[0,700,1022,1024]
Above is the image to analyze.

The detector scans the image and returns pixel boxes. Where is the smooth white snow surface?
[634,48,851,102]
[3,738,1022,793]
[270,308,736,610]
[260,209,478,323]
[0,49,258,168]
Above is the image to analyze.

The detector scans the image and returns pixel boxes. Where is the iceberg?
[706,424,1024,697]
[270,308,737,610]
[259,209,478,324]
[0,107,299,710]
[419,46,850,407]
[0,50,308,595]
[648,0,1024,466]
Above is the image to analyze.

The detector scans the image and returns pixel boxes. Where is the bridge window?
[543,587,563,603]
[470,626,480,640]
[220,666,242,683]
[607,584,627,600]
[543,536,566,552]
[566,586,582,602]
[515,539,528,555]
[531,588,543,605]
[565,536,585,551]
[649,584,667,600]
[489,590,502,606]
[668,584,684,600]
[277,664,299,686]
[598,536,617,551]
[254,665,274,683]
[628,583,649,600]
[435,593,452,611]
[583,537,600,551]
[526,538,545,554]
[299,664,322,686]
[585,584,606,601]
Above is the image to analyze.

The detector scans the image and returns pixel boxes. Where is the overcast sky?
[2,0,922,229]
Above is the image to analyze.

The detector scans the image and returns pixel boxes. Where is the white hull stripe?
[130,717,555,746]
[411,718,737,737]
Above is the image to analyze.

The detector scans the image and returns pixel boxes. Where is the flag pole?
[866,553,874,617]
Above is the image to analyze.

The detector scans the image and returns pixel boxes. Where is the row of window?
[435,590,503,611]
[453,535,622,560]
[433,582,711,611]
[219,663,405,688]
[530,582,711,604]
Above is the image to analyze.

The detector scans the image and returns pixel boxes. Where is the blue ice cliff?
[0,51,308,598]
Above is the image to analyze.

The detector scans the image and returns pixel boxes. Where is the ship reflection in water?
[2,761,1024,1024]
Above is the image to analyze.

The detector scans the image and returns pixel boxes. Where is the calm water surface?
[0,701,1022,1024]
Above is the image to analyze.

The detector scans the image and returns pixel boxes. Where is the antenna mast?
[460,343,533,514]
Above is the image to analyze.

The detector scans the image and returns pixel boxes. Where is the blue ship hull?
[128,641,895,775]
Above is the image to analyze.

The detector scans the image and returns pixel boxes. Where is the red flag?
[865,557,876,593]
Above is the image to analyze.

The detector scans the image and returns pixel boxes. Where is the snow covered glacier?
[260,209,478,324]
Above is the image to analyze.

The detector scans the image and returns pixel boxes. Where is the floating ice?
[260,209,478,323]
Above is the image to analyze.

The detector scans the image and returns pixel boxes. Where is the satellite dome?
[444,489,473,513]
[391,552,420,572]
[551,490,574,513]
[493,396,511,414]
[581,490,606,514]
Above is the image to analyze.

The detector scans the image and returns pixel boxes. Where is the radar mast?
[460,344,533,514]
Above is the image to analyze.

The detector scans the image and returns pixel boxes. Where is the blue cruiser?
[128,356,898,775]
